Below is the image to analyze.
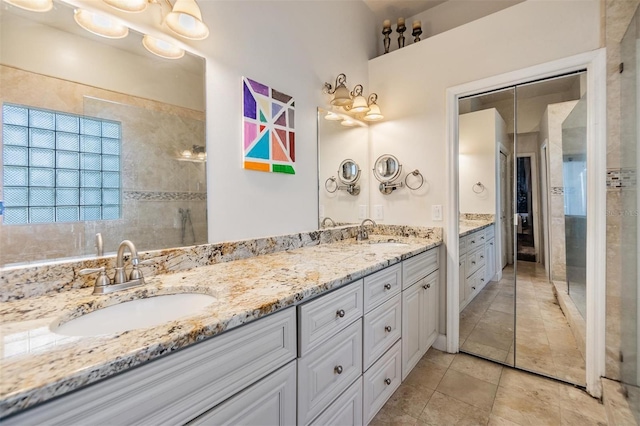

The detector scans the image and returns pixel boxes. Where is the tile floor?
[459,261,585,385]
[371,348,608,425]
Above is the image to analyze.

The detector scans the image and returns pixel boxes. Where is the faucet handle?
[79,267,111,288]
[130,259,154,281]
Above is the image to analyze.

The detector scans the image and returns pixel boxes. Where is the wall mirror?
[373,154,401,183]
[457,73,587,386]
[0,1,207,266]
[317,108,368,227]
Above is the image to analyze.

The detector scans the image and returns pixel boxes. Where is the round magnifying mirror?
[338,159,361,185]
[373,154,401,183]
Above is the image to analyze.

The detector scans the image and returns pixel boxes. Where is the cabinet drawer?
[298,280,363,356]
[485,225,495,240]
[188,361,297,426]
[466,230,484,252]
[363,340,402,424]
[297,319,363,426]
[466,265,487,301]
[309,377,363,426]
[363,294,401,371]
[465,246,486,278]
[363,263,401,312]
[4,308,297,426]
[459,235,468,256]
[402,248,438,289]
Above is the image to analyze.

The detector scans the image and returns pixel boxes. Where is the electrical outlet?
[358,205,367,219]
[373,205,384,220]
[432,205,442,221]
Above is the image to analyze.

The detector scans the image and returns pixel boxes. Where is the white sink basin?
[368,241,409,247]
[52,293,216,337]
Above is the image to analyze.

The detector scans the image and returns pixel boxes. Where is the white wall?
[459,109,504,215]
[368,0,601,228]
[197,1,376,242]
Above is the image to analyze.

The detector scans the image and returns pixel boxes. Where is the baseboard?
[432,334,447,352]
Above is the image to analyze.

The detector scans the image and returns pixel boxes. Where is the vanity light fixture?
[2,0,52,12]
[74,8,129,39]
[178,144,206,162]
[340,118,358,127]
[349,85,370,114]
[324,111,343,121]
[102,0,148,12]
[164,0,209,40]
[142,34,185,59]
[323,73,353,107]
[364,94,384,121]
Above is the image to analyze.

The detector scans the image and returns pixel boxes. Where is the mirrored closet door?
[457,72,588,386]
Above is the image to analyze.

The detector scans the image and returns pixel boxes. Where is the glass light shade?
[325,111,343,121]
[74,9,129,39]
[341,119,357,127]
[331,84,353,107]
[3,0,53,12]
[103,0,148,12]
[350,95,370,113]
[364,104,384,121]
[165,0,209,40]
[142,35,185,59]
[181,149,193,158]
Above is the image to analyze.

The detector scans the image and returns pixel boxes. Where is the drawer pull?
[459,261,463,266]
[384,325,392,332]
[490,242,494,246]
[423,283,431,289]
[471,261,476,265]
[384,283,392,290]
[472,286,476,290]
[336,309,346,318]
[335,365,343,374]
[384,378,392,385]
[480,255,484,259]
[481,236,485,240]
[481,278,485,282]
[471,240,475,244]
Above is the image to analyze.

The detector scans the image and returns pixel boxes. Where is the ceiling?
[362,0,447,24]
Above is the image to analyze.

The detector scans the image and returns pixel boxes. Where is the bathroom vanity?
[459,221,497,310]
[0,226,442,425]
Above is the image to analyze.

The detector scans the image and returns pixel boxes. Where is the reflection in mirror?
[458,73,588,386]
[0,1,206,266]
[338,159,360,184]
[373,154,401,182]
[317,108,368,227]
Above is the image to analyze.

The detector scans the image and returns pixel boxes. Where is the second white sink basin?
[52,293,216,337]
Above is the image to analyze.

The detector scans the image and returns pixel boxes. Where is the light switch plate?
[359,205,367,219]
[432,205,442,221]
[373,205,384,220]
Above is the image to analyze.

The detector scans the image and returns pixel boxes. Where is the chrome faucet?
[79,239,147,294]
[356,218,377,241]
[321,217,337,228]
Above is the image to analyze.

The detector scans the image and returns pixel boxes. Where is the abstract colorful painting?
[242,77,295,174]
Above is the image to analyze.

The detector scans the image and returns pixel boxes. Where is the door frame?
[445,49,607,397]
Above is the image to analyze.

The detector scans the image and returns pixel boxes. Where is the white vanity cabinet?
[4,307,297,426]
[401,249,440,380]
[459,225,495,310]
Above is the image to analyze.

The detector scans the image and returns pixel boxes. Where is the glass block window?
[2,104,121,224]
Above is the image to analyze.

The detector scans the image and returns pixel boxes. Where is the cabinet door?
[401,281,423,380]
[423,271,439,348]
[309,377,362,426]
[188,361,296,426]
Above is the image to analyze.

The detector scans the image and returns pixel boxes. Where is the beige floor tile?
[560,407,607,426]
[404,359,448,392]
[436,369,498,410]
[492,386,562,425]
[370,405,419,426]
[557,385,608,424]
[385,383,434,418]
[417,391,491,426]
[422,347,456,368]
[487,414,522,426]
[466,323,514,351]
[461,340,510,363]
[449,353,504,385]
[497,367,562,406]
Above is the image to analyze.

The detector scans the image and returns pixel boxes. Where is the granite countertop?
[0,233,441,418]
[459,219,495,237]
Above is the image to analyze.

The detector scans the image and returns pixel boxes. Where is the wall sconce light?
[164,0,209,40]
[364,94,384,121]
[178,145,206,162]
[323,73,353,107]
[2,0,52,12]
[323,74,384,122]
[74,8,129,39]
